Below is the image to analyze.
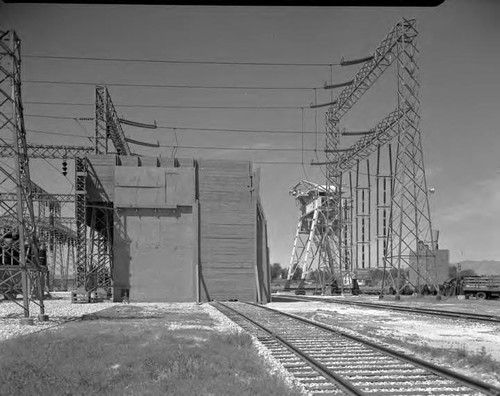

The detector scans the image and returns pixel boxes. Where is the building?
[85,154,270,303]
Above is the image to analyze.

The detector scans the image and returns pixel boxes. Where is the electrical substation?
[1,19,449,320]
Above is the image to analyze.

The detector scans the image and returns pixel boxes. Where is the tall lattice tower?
[317,19,439,296]
[0,30,48,320]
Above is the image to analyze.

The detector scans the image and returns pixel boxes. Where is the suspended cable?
[24,79,317,91]
[301,107,310,180]
[156,144,317,152]
[25,54,341,67]
[25,101,303,110]
[24,116,326,135]
[26,129,94,140]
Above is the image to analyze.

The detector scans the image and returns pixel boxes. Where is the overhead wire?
[301,107,310,180]
[24,54,341,67]
[155,144,317,152]
[24,115,325,135]
[26,128,94,140]
[24,101,304,110]
[24,79,317,91]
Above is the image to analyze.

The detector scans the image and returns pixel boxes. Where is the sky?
[0,0,499,265]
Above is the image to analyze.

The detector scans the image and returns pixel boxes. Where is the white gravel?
[268,299,500,388]
[0,294,112,342]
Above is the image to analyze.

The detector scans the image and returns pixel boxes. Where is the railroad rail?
[276,295,500,324]
[213,301,500,396]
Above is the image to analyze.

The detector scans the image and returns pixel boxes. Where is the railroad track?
[213,301,500,396]
[275,295,500,324]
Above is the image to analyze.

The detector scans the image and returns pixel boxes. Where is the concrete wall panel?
[113,207,195,302]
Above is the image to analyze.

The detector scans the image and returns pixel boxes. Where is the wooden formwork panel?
[198,159,251,173]
[198,159,258,302]
[201,202,255,223]
[200,223,255,238]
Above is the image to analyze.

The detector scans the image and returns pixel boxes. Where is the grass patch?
[0,305,302,396]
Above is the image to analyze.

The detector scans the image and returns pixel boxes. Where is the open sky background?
[1,0,499,265]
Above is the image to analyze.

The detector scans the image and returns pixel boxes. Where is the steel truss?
[0,144,93,158]
[320,19,437,296]
[0,30,47,318]
[74,86,131,294]
[287,181,339,293]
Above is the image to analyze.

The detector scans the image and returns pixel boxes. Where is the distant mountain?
[450,260,500,275]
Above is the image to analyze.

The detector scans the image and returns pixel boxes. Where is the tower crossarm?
[328,18,416,122]
[336,106,407,172]
[0,144,93,158]
[0,192,74,204]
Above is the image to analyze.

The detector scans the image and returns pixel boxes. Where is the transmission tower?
[75,85,132,295]
[0,30,48,321]
[316,19,438,297]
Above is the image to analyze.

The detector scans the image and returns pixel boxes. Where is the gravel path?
[0,294,111,342]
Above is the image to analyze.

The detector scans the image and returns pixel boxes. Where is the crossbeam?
[0,144,93,158]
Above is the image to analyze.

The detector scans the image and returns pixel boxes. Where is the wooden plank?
[201,224,255,234]
[199,191,251,203]
[198,159,250,173]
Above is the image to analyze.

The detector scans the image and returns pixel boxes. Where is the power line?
[27,129,94,140]
[24,101,304,110]
[24,79,317,91]
[156,144,317,152]
[24,115,325,135]
[25,54,340,67]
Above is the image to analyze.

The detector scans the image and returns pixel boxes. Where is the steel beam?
[0,144,93,159]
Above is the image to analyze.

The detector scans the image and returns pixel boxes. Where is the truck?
[461,276,500,300]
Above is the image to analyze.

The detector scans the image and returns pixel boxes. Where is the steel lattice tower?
[0,30,47,319]
[319,19,437,296]
[287,181,339,292]
[74,85,131,293]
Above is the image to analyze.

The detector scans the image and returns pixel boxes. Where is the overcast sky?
[1,0,499,265]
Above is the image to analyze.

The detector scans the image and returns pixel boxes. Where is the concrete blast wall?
[86,155,270,303]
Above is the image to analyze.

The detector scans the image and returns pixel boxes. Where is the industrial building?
[84,154,270,303]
